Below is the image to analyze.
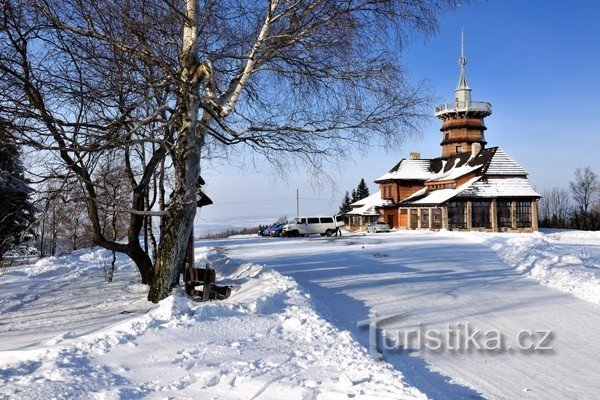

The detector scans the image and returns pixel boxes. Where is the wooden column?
[511,201,517,230]
[417,208,422,229]
[466,201,472,230]
[407,209,412,229]
[428,208,433,230]
[531,200,539,231]
[491,199,498,232]
[442,207,449,229]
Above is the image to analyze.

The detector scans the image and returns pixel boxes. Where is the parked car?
[261,223,282,236]
[259,224,275,236]
[268,223,286,237]
[367,221,390,233]
[282,215,345,237]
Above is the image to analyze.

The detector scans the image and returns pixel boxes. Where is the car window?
[320,217,333,223]
[307,217,319,224]
[298,218,306,224]
[335,215,344,222]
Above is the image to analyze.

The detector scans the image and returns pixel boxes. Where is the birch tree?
[1,0,466,302]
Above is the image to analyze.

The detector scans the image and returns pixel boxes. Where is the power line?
[209,197,335,206]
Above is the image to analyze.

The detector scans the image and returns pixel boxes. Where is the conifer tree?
[0,122,35,259]
[338,191,352,215]
[355,178,370,201]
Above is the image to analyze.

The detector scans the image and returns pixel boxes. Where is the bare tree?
[570,167,598,215]
[539,186,572,229]
[2,0,465,302]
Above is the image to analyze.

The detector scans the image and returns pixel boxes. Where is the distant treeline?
[539,167,600,231]
[199,226,262,240]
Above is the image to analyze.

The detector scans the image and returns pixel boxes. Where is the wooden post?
[202,263,210,302]
[407,209,412,229]
[428,208,433,230]
[466,201,472,229]
[511,201,517,230]
[491,200,498,232]
[531,200,539,231]
[442,207,449,229]
[417,208,422,229]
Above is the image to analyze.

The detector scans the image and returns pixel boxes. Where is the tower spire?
[455,28,471,103]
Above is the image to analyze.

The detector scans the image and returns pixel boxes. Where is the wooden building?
[348,35,540,232]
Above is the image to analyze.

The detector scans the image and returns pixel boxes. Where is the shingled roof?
[376,147,528,184]
[376,147,538,206]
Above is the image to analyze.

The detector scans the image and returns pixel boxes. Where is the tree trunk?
[148,0,201,303]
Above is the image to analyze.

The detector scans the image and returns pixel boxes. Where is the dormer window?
[456,145,463,153]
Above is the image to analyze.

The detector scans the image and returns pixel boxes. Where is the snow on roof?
[347,191,388,215]
[428,163,483,182]
[486,148,527,176]
[459,177,540,198]
[375,147,529,186]
[375,159,434,182]
[401,177,481,205]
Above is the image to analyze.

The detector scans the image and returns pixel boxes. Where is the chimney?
[471,142,482,158]
[409,152,421,160]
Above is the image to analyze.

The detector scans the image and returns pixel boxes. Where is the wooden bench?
[184,265,231,301]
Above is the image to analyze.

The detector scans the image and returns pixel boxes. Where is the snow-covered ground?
[462,229,600,304]
[0,244,425,399]
[1,229,599,399]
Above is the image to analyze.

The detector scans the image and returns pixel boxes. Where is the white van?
[282,215,345,237]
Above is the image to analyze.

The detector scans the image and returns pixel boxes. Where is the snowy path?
[220,231,600,400]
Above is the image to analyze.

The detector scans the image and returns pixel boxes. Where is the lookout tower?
[435,30,492,158]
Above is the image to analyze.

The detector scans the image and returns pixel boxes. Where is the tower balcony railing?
[434,101,492,117]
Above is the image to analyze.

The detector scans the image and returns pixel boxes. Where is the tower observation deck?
[436,30,492,158]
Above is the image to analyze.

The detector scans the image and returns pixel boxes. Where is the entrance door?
[387,215,394,228]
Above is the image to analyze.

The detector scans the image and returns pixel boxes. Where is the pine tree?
[355,178,370,201]
[0,122,35,259]
[351,188,357,203]
[338,191,352,214]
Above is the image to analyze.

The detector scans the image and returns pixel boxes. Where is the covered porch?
[400,198,539,232]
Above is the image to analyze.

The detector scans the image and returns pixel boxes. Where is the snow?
[0,243,425,399]
[461,229,600,304]
[375,159,434,181]
[459,177,539,197]
[485,148,527,175]
[347,191,388,215]
[2,230,599,399]
[427,164,482,182]
[401,177,481,205]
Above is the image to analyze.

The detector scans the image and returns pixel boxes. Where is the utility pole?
[296,188,299,218]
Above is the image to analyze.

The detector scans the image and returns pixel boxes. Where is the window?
[320,217,333,223]
[421,209,429,227]
[456,145,463,153]
[307,217,319,224]
[364,216,376,224]
[351,216,360,226]
[298,218,306,224]
[410,209,419,227]
[448,202,466,229]
[432,209,442,229]
[497,201,511,228]
[516,201,532,228]
[472,201,491,228]
[384,185,394,200]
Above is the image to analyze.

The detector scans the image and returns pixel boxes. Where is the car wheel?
[325,229,333,237]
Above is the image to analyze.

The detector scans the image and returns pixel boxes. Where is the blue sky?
[197,0,600,229]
